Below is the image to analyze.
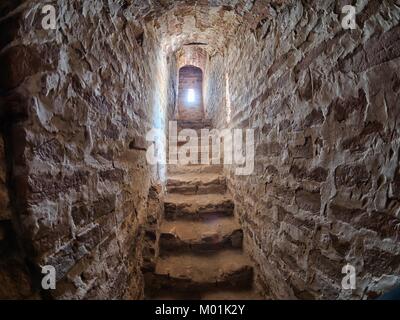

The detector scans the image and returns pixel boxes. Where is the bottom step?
[146,250,253,294]
[149,289,262,300]
[202,289,262,300]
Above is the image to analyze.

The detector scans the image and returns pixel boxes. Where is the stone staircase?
[145,120,260,300]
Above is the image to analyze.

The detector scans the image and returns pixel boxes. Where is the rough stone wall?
[0,131,34,299]
[0,0,39,300]
[0,0,175,299]
[207,0,400,299]
[204,53,226,123]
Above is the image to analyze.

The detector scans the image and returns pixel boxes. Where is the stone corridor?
[1,0,400,300]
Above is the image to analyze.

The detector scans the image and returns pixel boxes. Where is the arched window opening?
[177,65,204,120]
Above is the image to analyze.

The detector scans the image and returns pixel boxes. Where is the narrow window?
[187,88,195,103]
[177,65,203,120]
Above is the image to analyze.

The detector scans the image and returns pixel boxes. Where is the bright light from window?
[187,89,195,103]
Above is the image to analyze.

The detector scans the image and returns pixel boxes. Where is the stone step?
[168,137,217,148]
[170,141,220,149]
[202,289,262,300]
[176,119,212,129]
[166,173,226,195]
[169,131,216,139]
[168,142,223,151]
[159,217,242,254]
[166,159,223,167]
[167,148,222,163]
[147,250,253,293]
[165,193,234,220]
[168,164,223,175]
[148,289,262,300]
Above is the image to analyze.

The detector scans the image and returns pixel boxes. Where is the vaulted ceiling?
[127,0,290,54]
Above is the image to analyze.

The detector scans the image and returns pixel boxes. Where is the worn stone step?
[167,173,226,195]
[147,291,202,300]
[201,289,262,300]
[159,217,242,253]
[166,159,223,167]
[147,250,253,293]
[169,134,216,142]
[168,164,223,175]
[148,289,262,300]
[168,142,223,150]
[165,193,234,220]
[167,150,222,160]
[176,119,212,129]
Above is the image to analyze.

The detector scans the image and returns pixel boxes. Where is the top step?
[176,119,212,130]
[168,164,223,175]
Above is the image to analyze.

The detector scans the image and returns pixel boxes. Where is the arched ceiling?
[128,0,281,21]
[124,0,289,55]
[155,5,241,55]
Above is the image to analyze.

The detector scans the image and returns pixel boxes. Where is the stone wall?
[0,0,38,300]
[206,0,400,299]
[0,0,176,299]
